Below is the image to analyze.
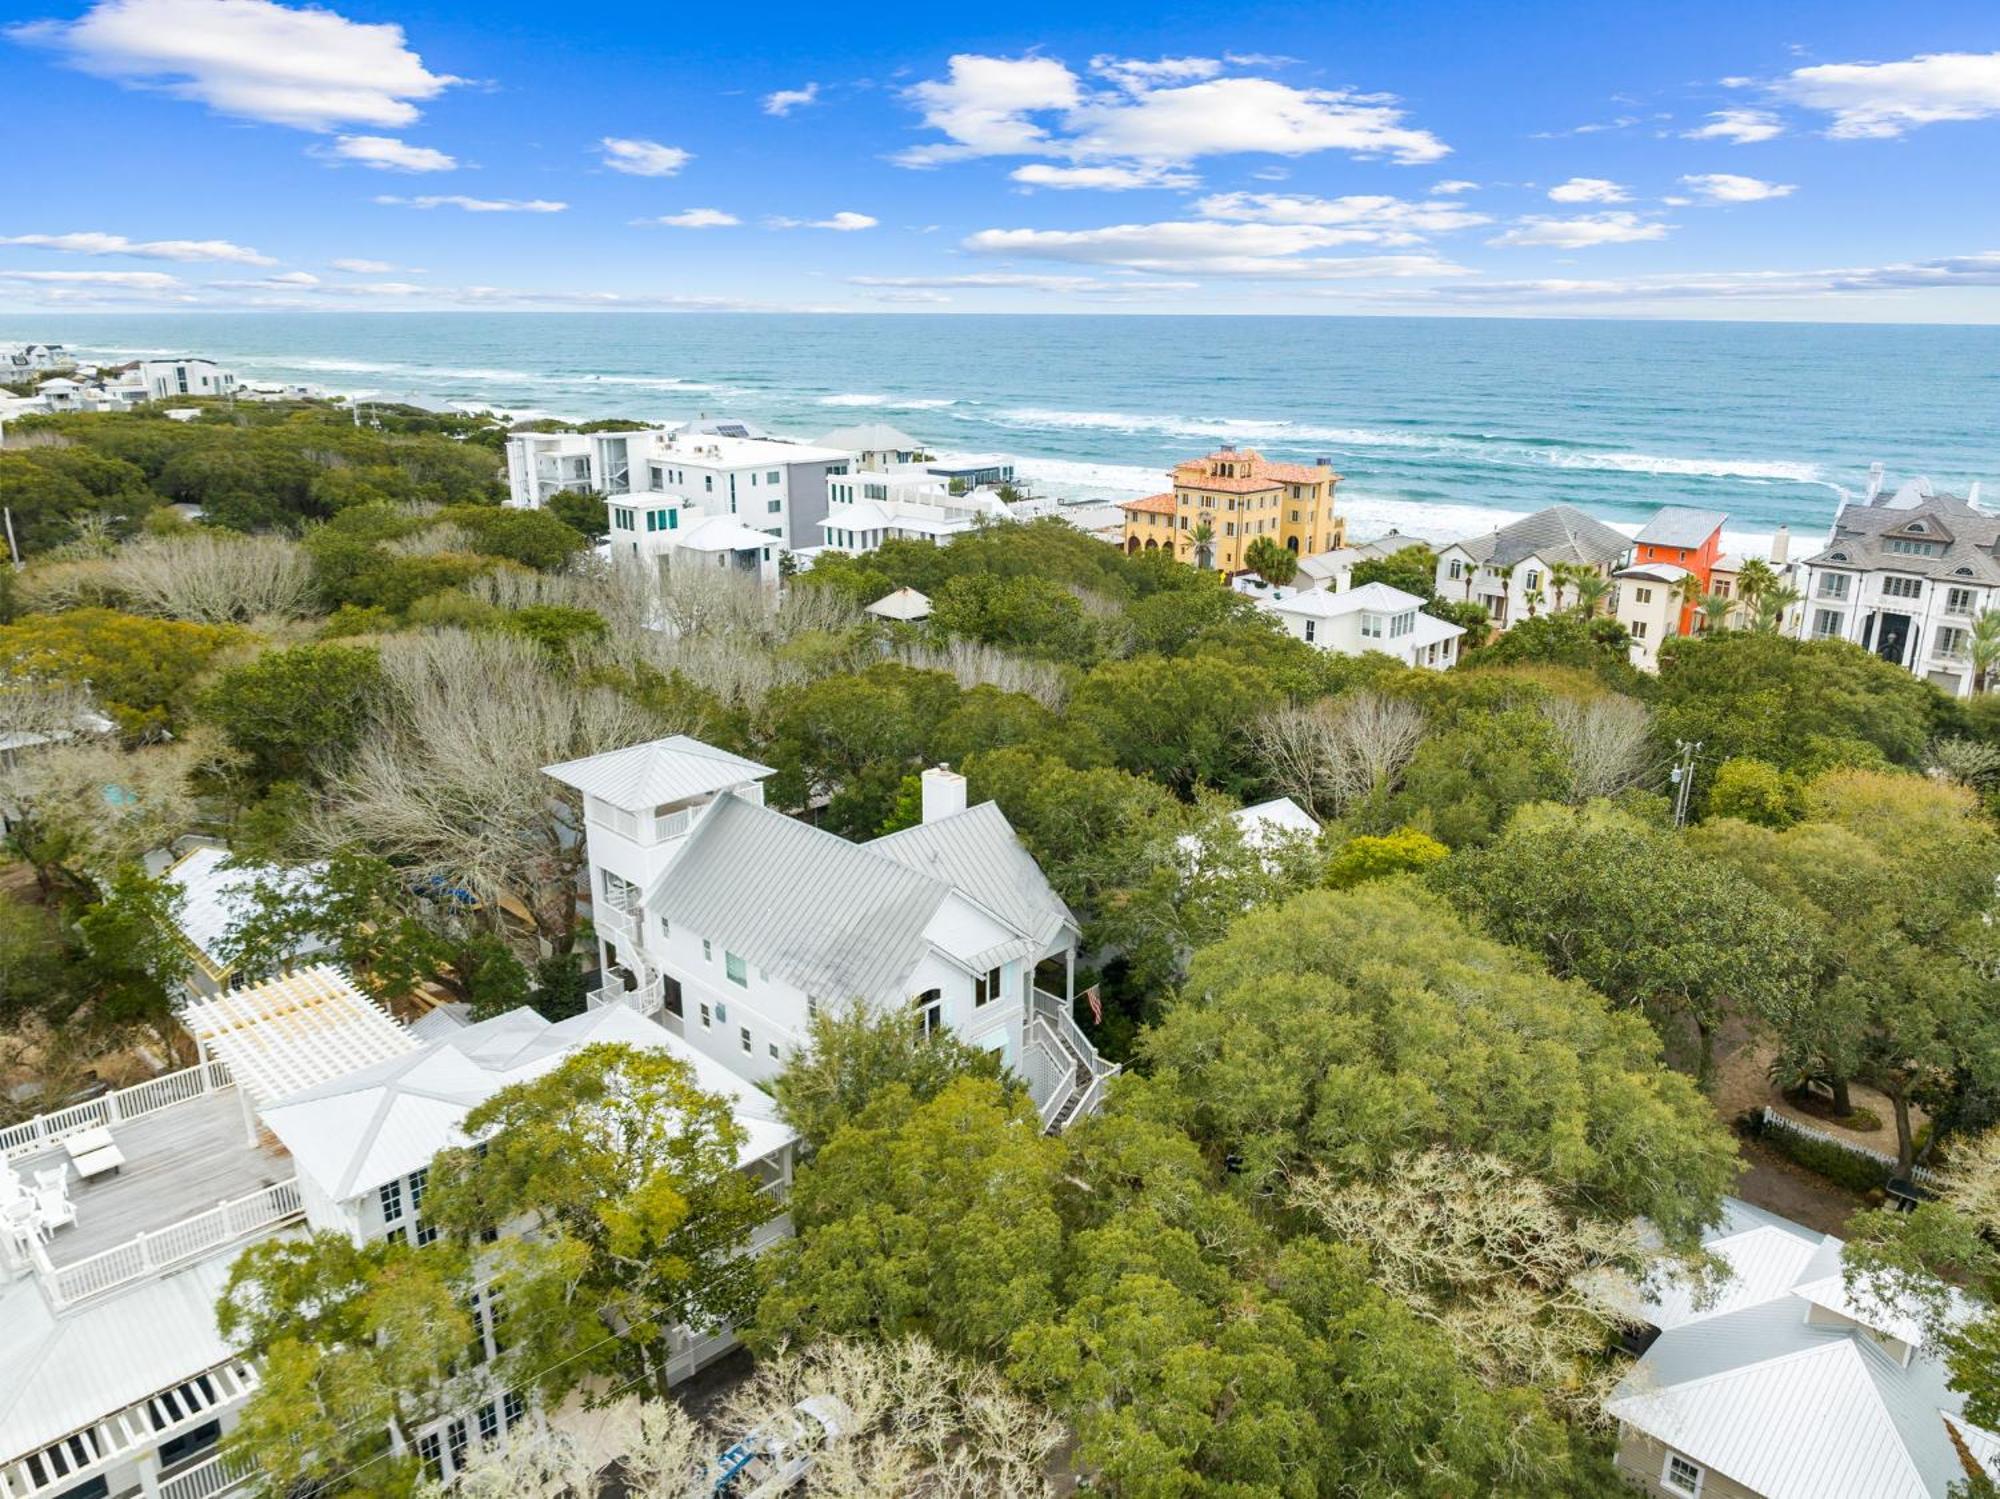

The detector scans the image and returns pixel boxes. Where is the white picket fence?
[36,1178,304,1306]
[0,1060,233,1162]
[1758,1107,1946,1190]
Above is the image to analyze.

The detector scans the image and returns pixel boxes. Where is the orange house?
[1630,507,1727,634]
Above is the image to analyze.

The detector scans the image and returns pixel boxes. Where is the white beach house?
[543,736,1117,1134]
[1434,504,1631,630]
[815,467,1008,555]
[1260,581,1463,670]
[504,424,853,554]
[1607,1197,1999,1499]
[0,963,793,1499]
[1792,472,1997,698]
[137,360,237,403]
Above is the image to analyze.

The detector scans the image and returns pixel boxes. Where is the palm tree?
[1697,591,1734,632]
[1735,558,1778,613]
[1522,586,1545,619]
[1244,536,1298,585]
[1754,583,1802,634]
[1970,608,2000,694]
[1673,571,1703,622]
[1547,562,1576,614]
[1571,572,1611,620]
[1185,519,1216,571]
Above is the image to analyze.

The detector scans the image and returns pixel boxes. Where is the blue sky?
[4,0,2000,318]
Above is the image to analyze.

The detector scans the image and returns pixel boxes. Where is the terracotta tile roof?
[1174,472,1280,494]
[1260,461,1341,484]
[1170,449,1342,492]
[1120,491,1178,515]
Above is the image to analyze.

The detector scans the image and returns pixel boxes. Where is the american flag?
[1083,985,1102,1025]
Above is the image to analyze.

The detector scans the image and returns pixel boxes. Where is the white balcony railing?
[1,1060,232,1162]
[34,1178,304,1307]
[159,1451,254,1499]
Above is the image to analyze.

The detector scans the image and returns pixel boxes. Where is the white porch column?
[1065,947,1075,1004]
[234,1075,260,1148]
[135,1449,162,1499]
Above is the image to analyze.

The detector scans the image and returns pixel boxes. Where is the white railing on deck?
[159,1451,253,1499]
[0,1060,232,1162]
[1030,989,1121,1132]
[35,1178,303,1307]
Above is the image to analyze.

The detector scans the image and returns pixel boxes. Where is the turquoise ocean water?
[9,313,1998,548]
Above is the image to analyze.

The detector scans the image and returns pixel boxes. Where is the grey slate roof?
[543,735,773,811]
[869,800,1075,953]
[1803,493,2000,584]
[1635,506,1729,550]
[1450,504,1631,570]
[649,794,953,1003]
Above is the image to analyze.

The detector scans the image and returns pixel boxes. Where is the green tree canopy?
[1433,802,1817,1083]
[425,1042,769,1402]
[1142,880,1738,1246]
[201,642,383,785]
[0,608,235,738]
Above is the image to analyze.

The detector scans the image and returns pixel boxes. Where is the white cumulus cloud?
[599,137,691,176]
[1773,50,2000,138]
[1432,179,1479,194]
[1683,108,1784,144]
[330,257,399,272]
[897,52,1447,170]
[0,230,273,264]
[964,220,1467,279]
[768,211,877,230]
[639,209,740,228]
[329,134,455,171]
[763,82,819,116]
[7,0,459,131]
[1490,212,1669,248]
[1193,192,1490,237]
[1679,173,1796,204]
[1547,177,1629,203]
[1010,163,1198,190]
[374,195,566,213]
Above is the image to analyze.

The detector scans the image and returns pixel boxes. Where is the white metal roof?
[259,1004,794,1202]
[1608,1198,1998,1499]
[1268,580,1426,618]
[1233,797,1322,846]
[181,965,417,1110]
[0,1235,283,1469]
[817,423,924,452]
[864,587,933,621]
[159,845,326,972]
[543,734,773,811]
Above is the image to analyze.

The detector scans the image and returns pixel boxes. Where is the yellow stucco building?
[1118,444,1346,573]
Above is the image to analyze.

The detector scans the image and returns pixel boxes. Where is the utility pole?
[1669,739,1702,827]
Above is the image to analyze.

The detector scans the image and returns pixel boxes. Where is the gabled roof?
[1635,506,1728,550]
[543,735,773,811]
[1803,493,2000,583]
[259,1004,793,1202]
[1232,797,1321,847]
[1269,580,1426,618]
[159,846,327,973]
[1607,1197,1998,1499]
[1616,561,1695,585]
[869,800,1076,954]
[1448,504,1631,570]
[1120,492,1178,516]
[649,793,952,1004]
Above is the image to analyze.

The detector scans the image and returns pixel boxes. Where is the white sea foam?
[819,393,890,406]
[990,405,1828,488]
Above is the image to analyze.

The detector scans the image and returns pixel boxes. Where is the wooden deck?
[18,1089,293,1267]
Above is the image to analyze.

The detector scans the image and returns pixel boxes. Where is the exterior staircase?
[1029,988,1119,1135]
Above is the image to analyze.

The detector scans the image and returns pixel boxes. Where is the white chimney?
[920,765,967,825]
[1770,525,1790,565]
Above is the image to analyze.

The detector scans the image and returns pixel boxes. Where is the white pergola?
[181,965,418,1144]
